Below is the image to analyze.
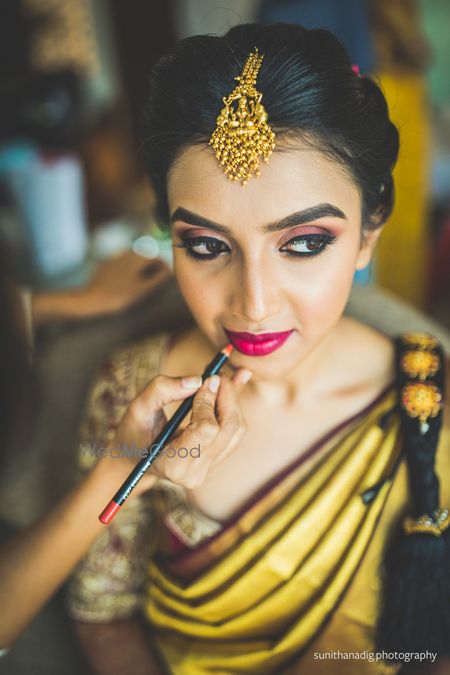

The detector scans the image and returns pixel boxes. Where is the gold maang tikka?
[209,48,275,185]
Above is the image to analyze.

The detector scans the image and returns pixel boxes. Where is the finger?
[201,376,247,471]
[131,373,202,425]
[188,376,221,438]
[215,376,245,433]
[191,375,220,421]
[231,367,253,390]
[159,378,221,483]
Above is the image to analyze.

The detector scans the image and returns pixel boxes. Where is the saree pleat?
[144,390,403,673]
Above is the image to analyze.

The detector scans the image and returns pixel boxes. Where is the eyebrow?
[170,204,347,235]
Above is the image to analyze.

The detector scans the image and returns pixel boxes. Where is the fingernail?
[208,375,221,392]
[240,369,253,384]
[182,375,202,389]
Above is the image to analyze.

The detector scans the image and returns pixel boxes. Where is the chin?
[228,344,300,377]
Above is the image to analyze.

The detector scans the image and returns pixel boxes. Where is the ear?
[355,226,384,271]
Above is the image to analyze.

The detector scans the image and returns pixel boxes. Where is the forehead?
[167,140,361,229]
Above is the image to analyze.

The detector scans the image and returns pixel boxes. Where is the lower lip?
[224,330,294,356]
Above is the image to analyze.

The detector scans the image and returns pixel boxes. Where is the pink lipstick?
[224,328,294,356]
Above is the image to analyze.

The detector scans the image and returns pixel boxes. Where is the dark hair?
[140,22,449,662]
[141,22,399,232]
[375,338,450,660]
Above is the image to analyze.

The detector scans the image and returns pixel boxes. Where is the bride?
[68,23,450,675]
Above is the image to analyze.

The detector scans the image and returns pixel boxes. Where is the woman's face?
[167,140,379,381]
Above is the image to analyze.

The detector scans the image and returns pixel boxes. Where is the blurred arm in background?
[30,251,171,325]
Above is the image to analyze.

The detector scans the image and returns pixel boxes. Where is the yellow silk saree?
[67,331,450,675]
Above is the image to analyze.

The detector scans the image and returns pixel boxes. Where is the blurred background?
[0,0,449,317]
[0,3,450,672]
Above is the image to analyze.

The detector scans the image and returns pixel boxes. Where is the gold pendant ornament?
[400,350,440,381]
[401,333,439,351]
[401,381,443,434]
[209,48,276,185]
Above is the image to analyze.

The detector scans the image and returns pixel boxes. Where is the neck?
[235,320,346,410]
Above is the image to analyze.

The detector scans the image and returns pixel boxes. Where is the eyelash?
[174,234,337,260]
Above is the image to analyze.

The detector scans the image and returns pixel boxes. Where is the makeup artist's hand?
[109,368,252,493]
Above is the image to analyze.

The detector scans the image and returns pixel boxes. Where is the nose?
[229,256,279,324]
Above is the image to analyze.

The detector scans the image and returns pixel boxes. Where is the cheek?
[173,255,224,323]
[288,249,357,332]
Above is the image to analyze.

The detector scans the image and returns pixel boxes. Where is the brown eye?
[304,239,322,251]
[202,239,227,254]
[280,234,336,257]
[176,236,230,259]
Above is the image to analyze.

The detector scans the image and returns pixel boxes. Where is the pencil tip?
[221,343,233,357]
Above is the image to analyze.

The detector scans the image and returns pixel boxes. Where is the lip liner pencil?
[99,343,234,524]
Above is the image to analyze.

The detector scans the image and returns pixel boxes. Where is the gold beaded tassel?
[397,332,449,538]
[209,48,276,185]
[403,508,450,537]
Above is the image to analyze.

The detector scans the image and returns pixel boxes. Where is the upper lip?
[224,328,293,342]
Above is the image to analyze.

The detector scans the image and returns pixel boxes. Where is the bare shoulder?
[335,316,396,393]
